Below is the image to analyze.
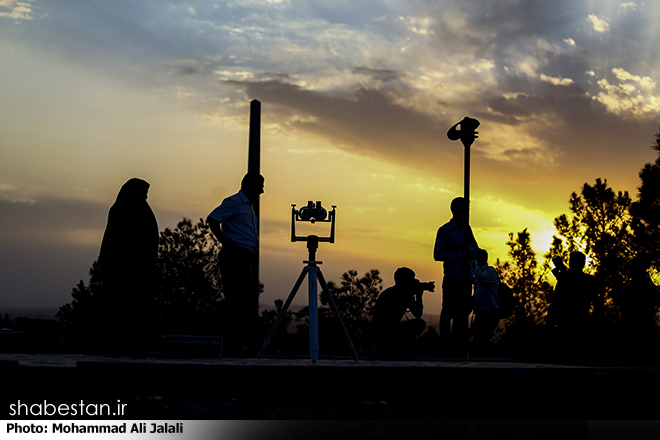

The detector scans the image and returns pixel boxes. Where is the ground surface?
[2,353,659,439]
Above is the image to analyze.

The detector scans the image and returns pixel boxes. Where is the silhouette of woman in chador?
[98,178,159,355]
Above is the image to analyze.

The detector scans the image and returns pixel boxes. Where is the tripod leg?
[258,268,308,358]
[317,270,359,362]
[308,267,320,364]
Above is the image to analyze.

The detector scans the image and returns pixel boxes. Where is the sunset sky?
[2,0,660,319]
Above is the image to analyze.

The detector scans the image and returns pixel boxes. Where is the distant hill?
[0,307,59,321]
[0,307,441,331]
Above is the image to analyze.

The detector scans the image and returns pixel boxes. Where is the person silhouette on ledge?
[548,251,599,361]
[207,172,264,356]
[371,267,433,356]
[434,197,480,357]
[616,254,660,333]
[613,254,660,362]
[98,178,159,356]
[550,251,598,331]
[470,249,500,357]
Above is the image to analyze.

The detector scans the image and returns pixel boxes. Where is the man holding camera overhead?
[207,172,264,355]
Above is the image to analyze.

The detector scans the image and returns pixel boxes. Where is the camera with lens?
[551,256,567,279]
[415,280,436,293]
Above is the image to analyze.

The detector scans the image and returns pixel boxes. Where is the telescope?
[291,201,336,245]
[259,200,356,363]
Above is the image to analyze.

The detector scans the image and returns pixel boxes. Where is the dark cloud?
[425,0,584,67]
[221,73,659,218]
[472,109,521,126]
[352,67,407,83]
[228,75,656,177]
[0,197,190,308]
[17,1,219,84]
[257,72,296,82]
[0,238,98,309]
[226,79,463,170]
[167,60,206,77]
[496,86,658,162]
[0,198,106,308]
[26,0,656,182]
[472,0,582,42]
[0,199,107,239]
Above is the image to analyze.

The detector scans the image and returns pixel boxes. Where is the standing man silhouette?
[549,251,599,361]
[434,197,480,357]
[550,251,598,330]
[207,172,264,355]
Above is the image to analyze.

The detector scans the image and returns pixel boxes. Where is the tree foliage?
[323,269,382,334]
[488,129,660,332]
[56,261,105,349]
[631,130,660,282]
[294,269,383,353]
[155,217,222,334]
[58,217,225,349]
[496,229,552,324]
[548,179,634,318]
[0,312,12,329]
[259,298,296,351]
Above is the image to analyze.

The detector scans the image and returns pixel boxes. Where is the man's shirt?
[433,219,479,278]
[208,190,259,252]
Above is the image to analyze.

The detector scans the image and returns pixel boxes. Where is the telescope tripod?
[258,235,358,363]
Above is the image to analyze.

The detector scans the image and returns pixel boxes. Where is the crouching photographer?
[371,267,435,356]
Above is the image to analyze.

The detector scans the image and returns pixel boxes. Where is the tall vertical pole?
[463,144,470,217]
[248,99,261,332]
[248,99,261,222]
[447,117,479,281]
[446,116,480,357]
[462,142,470,282]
